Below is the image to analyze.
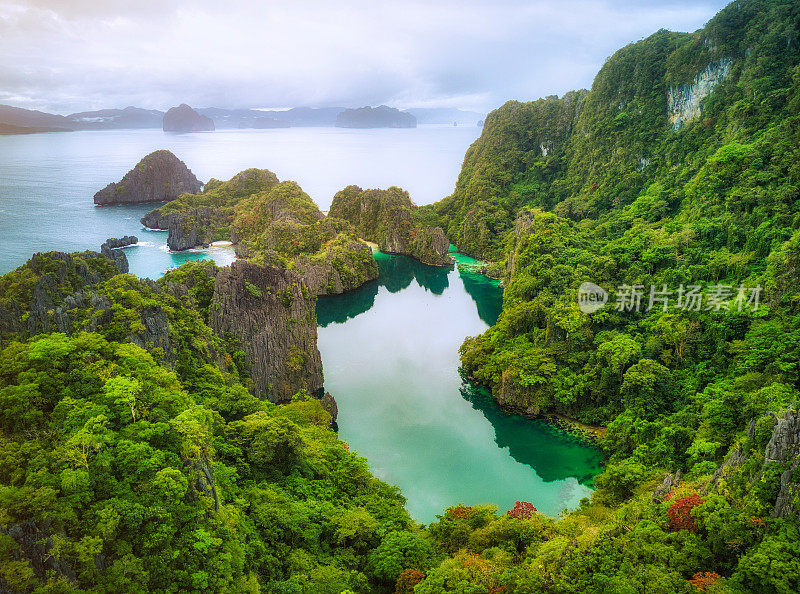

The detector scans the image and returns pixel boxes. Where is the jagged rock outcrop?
[187,452,220,514]
[667,58,732,129]
[141,170,379,293]
[764,409,800,518]
[162,103,215,132]
[100,235,137,273]
[1,519,76,585]
[292,237,379,296]
[320,392,338,424]
[101,235,138,250]
[652,470,681,503]
[328,185,454,266]
[167,207,229,251]
[143,206,230,251]
[708,410,800,519]
[210,260,323,402]
[141,209,169,230]
[0,252,204,366]
[140,168,282,249]
[93,150,202,205]
[0,251,120,340]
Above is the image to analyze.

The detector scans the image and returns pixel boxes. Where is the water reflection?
[317,251,453,326]
[317,279,379,327]
[316,251,603,521]
[455,263,503,325]
[459,381,604,485]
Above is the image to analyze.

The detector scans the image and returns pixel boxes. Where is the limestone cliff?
[328,185,453,266]
[667,58,732,129]
[709,408,800,519]
[291,236,378,296]
[0,251,121,341]
[94,150,202,206]
[210,260,323,402]
[141,169,280,249]
[100,235,137,273]
[167,207,230,251]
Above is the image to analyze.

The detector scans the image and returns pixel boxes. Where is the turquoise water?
[0,126,479,276]
[1,126,603,524]
[317,252,603,523]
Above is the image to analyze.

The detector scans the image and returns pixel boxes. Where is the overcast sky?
[0,0,729,114]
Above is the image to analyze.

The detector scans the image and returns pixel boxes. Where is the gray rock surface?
[100,235,137,273]
[329,185,453,266]
[94,150,202,205]
[210,260,324,403]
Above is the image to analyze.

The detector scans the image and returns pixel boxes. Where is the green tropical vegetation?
[329,186,453,266]
[418,0,800,591]
[1,0,799,591]
[145,170,378,295]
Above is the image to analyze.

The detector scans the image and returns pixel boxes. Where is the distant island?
[335,105,416,128]
[0,103,484,133]
[0,122,71,135]
[162,104,215,132]
[66,106,163,129]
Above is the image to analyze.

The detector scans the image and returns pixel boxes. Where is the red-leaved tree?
[667,494,705,532]
[506,501,537,519]
[689,571,721,591]
[395,569,425,593]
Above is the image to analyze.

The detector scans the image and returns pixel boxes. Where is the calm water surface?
[0,125,479,276]
[1,126,604,523]
[317,251,603,523]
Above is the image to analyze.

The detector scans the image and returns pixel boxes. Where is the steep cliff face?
[709,408,800,519]
[94,150,202,205]
[167,207,230,251]
[764,409,800,518]
[432,91,585,259]
[210,260,323,402]
[667,58,732,129]
[141,169,379,294]
[162,104,215,132]
[100,235,137,273]
[140,168,279,242]
[434,1,788,260]
[0,251,225,372]
[329,185,454,266]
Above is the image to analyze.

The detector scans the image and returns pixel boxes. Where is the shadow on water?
[317,251,452,326]
[316,278,379,327]
[456,266,503,326]
[378,251,450,295]
[459,381,604,486]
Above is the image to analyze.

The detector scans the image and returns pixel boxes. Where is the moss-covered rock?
[329,185,453,266]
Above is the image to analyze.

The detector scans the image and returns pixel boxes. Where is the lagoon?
[317,251,603,523]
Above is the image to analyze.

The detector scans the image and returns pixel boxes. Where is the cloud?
[0,0,729,113]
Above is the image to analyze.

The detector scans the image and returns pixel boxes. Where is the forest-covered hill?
[1,0,799,592]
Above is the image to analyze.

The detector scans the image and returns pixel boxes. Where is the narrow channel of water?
[317,251,603,523]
